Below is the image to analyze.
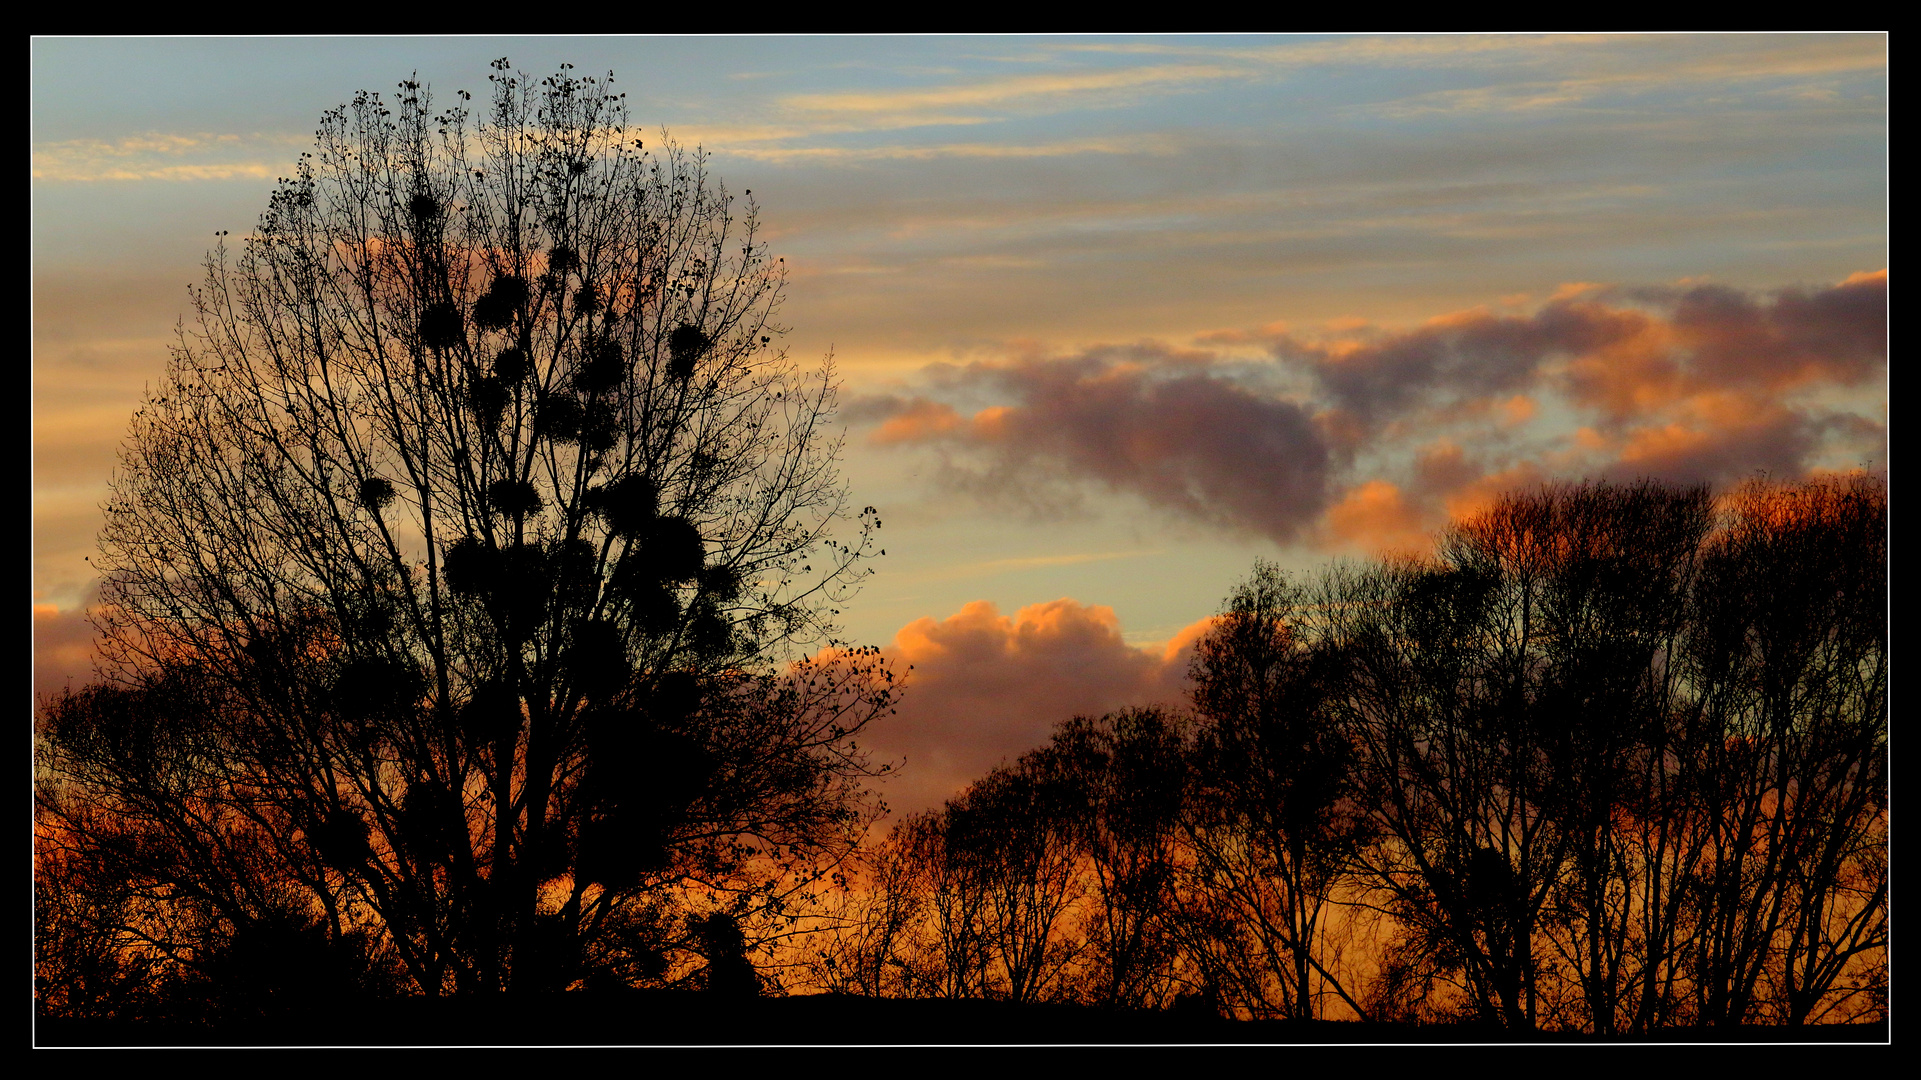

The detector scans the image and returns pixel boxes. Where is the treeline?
[800,475,1886,1033]
[34,474,1885,1035]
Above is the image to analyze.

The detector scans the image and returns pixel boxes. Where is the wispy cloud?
[915,550,1160,582]
[1354,35,1885,117]
[671,60,1254,159]
[32,131,306,182]
[780,63,1244,130]
[713,133,1187,164]
[1056,34,1596,66]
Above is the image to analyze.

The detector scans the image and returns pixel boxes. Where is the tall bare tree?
[1321,476,1885,1033]
[43,60,892,1005]
[1179,564,1370,1021]
[1048,708,1189,1010]
[1678,474,1886,1027]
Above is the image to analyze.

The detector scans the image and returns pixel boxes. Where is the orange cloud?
[1325,480,1430,555]
[1441,463,1550,525]
[1560,308,1681,420]
[848,273,1883,554]
[859,598,1203,817]
[869,399,964,445]
[1499,395,1537,426]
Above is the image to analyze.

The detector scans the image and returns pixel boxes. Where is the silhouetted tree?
[42,60,893,1006]
[798,835,924,999]
[1323,485,1696,1029]
[888,809,992,1000]
[35,667,410,1025]
[1676,474,1886,1027]
[692,912,760,998]
[1319,476,1885,1033]
[944,753,1088,1004]
[1177,564,1370,1021]
[1505,480,1713,1033]
[1048,708,1189,1010]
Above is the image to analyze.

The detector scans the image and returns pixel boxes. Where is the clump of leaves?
[310,808,372,868]
[535,394,584,442]
[468,374,509,424]
[647,516,706,582]
[494,346,529,385]
[593,475,659,537]
[575,336,624,394]
[407,191,441,224]
[472,274,529,331]
[442,536,494,597]
[700,563,743,603]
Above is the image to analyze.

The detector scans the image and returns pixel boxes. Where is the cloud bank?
[854,272,1885,555]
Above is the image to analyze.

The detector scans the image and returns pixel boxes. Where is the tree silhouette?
[942,752,1088,1004]
[1677,474,1886,1027]
[887,809,992,1000]
[781,473,1881,1035]
[1047,708,1188,1010]
[1318,476,1885,1032]
[40,61,892,1009]
[1179,564,1370,1021]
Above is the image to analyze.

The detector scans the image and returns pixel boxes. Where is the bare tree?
[944,754,1089,1004]
[796,837,925,999]
[887,810,993,1000]
[1320,476,1885,1033]
[1048,708,1189,1010]
[46,61,893,1003]
[1677,474,1886,1027]
[1178,564,1370,1021]
[1323,483,1711,1030]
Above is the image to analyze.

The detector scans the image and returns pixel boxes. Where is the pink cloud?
[858,598,1205,817]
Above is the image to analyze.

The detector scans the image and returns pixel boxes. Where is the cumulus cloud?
[1599,394,1832,484]
[857,598,1206,817]
[1296,273,1881,436]
[1661,270,1887,391]
[1313,275,1882,547]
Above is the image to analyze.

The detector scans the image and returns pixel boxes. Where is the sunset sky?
[32,35,1887,814]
